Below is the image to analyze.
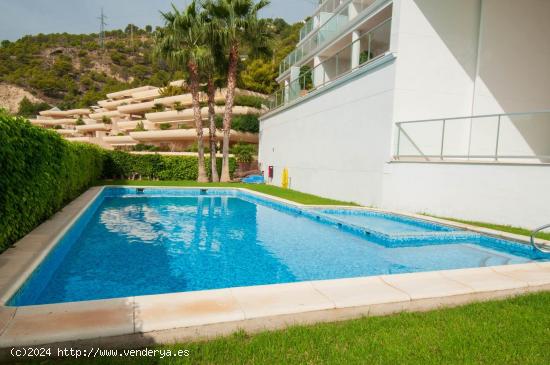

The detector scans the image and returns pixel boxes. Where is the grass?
[99,180,357,206]
[429,216,550,241]
[30,292,550,364]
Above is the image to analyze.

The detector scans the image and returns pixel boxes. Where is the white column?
[289,66,301,101]
[284,79,290,104]
[313,56,325,87]
[348,1,359,20]
[351,30,361,69]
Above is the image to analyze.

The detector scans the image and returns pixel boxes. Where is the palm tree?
[153,1,209,182]
[201,21,227,183]
[202,0,271,182]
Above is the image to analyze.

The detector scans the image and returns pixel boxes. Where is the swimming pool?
[8,187,548,306]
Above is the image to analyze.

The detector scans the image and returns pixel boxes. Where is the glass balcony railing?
[299,17,315,42]
[394,110,550,163]
[298,0,348,42]
[280,0,378,76]
[270,18,391,110]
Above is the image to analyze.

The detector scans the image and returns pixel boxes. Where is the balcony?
[129,129,258,144]
[394,111,550,164]
[103,135,138,146]
[279,0,380,76]
[270,17,391,110]
[145,106,262,123]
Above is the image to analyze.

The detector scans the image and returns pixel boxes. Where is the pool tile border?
[0,185,549,350]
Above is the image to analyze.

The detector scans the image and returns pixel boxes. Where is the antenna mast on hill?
[98,8,108,51]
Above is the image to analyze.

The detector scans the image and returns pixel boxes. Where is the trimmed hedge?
[0,113,104,252]
[103,151,236,180]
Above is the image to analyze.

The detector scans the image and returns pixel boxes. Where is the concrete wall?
[382,162,550,228]
[259,59,396,207]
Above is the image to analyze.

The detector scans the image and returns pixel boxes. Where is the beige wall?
[473,0,550,114]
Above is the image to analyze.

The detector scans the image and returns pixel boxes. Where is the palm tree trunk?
[207,77,219,182]
[220,44,239,182]
[188,62,208,183]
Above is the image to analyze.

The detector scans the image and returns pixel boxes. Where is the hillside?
[0,19,301,114]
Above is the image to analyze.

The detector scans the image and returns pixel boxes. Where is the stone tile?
[440,267,528,292]
[380,271,474,300]
[491,263,550,287]
[0,298,134,347]
[311,277,410,309]
[0,251,36,298]
[134,289,244,333]
[232,282,335,319]
[0,306,15,335]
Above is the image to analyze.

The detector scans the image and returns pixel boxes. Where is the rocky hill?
[0,84,46,114]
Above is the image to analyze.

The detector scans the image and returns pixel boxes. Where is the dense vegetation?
[0,111,104,251]
[0,112,236,251]
[103,151,235,181]
[0,18,300,110]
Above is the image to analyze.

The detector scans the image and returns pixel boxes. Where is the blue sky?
[0,0,316,41]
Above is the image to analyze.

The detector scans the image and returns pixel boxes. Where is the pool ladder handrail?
[530,223,550,253]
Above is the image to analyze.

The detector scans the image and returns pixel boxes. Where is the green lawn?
[99,180,357,206]
[30,292,550,364]
[429,216,550,241]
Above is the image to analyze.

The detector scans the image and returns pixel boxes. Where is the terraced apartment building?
[30,80,266,151]
[259,0,550,227]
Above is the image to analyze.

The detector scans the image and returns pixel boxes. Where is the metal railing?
[279,0,378,76]
[270,18,391,110]
[531,224,550,253]
[395,110,550,163]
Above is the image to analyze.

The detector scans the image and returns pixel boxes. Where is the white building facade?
[259,0,550,228]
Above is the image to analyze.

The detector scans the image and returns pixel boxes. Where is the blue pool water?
[8,188,548,306]
[317,209,455,235]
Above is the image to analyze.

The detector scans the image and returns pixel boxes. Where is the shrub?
[231,143,255,164]
[159,85,188,97]
[134,121,146,131]
[215,115,223,129]
[133,144,159,152]
[75,117,85,126]
[17,97,50,118]
[152,103,166,112]
[232,114,259,133]
[186,142,211,154]
[159,123,172,130]
[102,116,112,124]
[234,95,267,109]
[0,113,104,251]
[214,114,259,133]
[173,101,185,111]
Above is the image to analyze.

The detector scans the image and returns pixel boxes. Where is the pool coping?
[0,185,549,351]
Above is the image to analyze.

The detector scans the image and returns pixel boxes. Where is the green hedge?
[215,114,259,133]
[102,151,236,181]
[0,113,104,251]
